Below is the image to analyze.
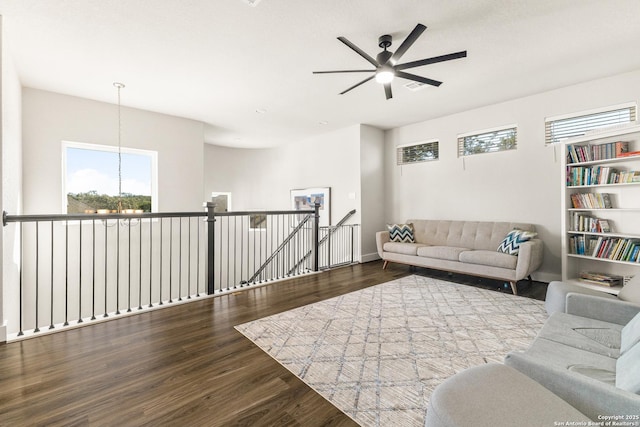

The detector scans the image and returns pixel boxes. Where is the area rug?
[235,275,547,426]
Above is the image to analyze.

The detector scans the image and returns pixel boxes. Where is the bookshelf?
[561,123,640,295]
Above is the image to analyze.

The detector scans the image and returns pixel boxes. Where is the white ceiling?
[2,0,640,148]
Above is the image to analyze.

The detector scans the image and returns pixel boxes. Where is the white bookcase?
[561,123,640,295]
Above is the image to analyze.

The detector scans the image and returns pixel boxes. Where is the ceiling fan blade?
[396,51,467,70]
[395,71,442,87]
[340,75,375,95]
[389,23,427,64]
[313,70,376,74]
[337,36,379,67]
[384,83,393,100]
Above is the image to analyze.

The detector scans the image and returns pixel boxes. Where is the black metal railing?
[2,203,359,340]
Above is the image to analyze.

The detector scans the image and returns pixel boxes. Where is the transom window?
[397,140,439,165]
[457,125,517,157]
[545,103,637,145]
[63,141,158,213]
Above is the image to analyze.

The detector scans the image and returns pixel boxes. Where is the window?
[545,103,637,145]
[457,125,517,157]
[397,140,439,165]
[63,141,158,213]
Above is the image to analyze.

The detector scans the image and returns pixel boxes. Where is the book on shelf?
[567,141,630,163]
[569,213,613,233]
[566,166,640,186]
[569,192,613,209]
[617,150,640,158]
[580,237,640,262]
[579,272,623,287]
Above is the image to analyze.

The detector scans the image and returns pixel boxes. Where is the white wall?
[1,16,23,342]
[360,125,385,261]
[22,88,205,214]
[385,69,640,282]
[204,124,373,258]
[204,125,362,223]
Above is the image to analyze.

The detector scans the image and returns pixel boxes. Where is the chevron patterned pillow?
[387,223,415,243]
[497,229,538,255]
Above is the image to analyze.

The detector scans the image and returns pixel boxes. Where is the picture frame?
[290,187,331,227]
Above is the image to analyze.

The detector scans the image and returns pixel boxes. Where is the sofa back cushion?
[618,274,640,305]
[616,340,640,394]
[407,220,536,251]
[621,311,640,355]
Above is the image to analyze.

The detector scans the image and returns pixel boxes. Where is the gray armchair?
[545,274,640,316]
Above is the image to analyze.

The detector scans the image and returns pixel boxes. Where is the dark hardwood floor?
[0,261,547,426]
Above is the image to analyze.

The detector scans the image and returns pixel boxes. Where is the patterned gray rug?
[235,275,547,426]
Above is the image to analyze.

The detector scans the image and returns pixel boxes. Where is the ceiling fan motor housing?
[378,34,392,49]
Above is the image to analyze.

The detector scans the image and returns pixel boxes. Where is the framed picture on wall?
[290,187,331,227]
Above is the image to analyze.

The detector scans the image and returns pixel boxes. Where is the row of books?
[570,235,640,262]
[566,166,640,186]
[569,193,613,209]
[567,141,629,164]
[569,212,611,233]
[579,272,624,287]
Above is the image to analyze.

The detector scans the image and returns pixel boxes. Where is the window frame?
[457,124,518,157]
[396,139,439,165]
[544,102,637,145]
[62,140,158,214]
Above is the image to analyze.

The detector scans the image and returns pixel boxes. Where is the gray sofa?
[505,292,640,419]
[376,220,543,294]
[426,287,640,426]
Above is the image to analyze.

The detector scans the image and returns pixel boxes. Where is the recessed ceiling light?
[241,0,262,7]
[319,121,328,125]
[255,108,267,114]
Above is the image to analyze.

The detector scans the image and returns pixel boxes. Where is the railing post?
[206,202,216,295]
[312,202,320,272]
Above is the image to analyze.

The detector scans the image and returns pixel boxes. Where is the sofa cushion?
[538,312,622,358]
[616,341,640,393]
[382,242,426,256]
[408,219,536,251]
[497,229,538,255]
[521,337,617,381]
[621,311,640,354]
[387,223,415,243]
[416,246,470,261]
[618,274,640,304]
[459,250,518,270]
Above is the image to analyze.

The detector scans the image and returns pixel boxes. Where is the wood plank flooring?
[0,261,547,426]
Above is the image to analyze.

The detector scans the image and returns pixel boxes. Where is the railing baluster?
[104,221,108,318]
[127,219,132,312]
[35,222,40,333]
[115,220,120,315]
[64,221,69,326]
[188,217,192,299]
[149,217,153,307]
[78,221,83,323]
[178,217,182,301]
[49,221,54,330]
[159,217,163,305]
[139,218,143,310]
[92,220,96,320]
[18,222,24,336]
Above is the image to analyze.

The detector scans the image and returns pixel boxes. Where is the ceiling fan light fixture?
[375,69,394,84]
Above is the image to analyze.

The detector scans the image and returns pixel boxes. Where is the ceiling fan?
[313,23,467,100]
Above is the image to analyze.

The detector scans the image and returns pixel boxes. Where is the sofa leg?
[527,275,533,284]
[510,281,518,296]
[382,260,389,270]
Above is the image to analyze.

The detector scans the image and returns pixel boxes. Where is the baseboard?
[361,252,380,263]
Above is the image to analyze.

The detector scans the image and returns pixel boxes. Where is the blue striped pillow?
[387,223,415,243]
[497,229,537,255]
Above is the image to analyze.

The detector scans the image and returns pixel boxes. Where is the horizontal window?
[397,140,439,165]
[457,125,517,157]
[545,103,637,145]
[63,141,158,214]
